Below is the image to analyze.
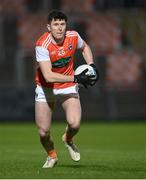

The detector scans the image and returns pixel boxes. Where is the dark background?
[0,0,146,122]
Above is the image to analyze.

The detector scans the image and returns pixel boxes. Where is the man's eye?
[53,23,58,26]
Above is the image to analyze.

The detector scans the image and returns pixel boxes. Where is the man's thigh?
[61,96,81,126]
[35,101,55,131]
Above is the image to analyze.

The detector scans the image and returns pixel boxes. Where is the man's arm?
[80,41,99,84]
[39,61,74,83]
[38,60,93,86]
[81,41,94,65]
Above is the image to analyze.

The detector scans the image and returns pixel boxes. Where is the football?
[75,64,95,76]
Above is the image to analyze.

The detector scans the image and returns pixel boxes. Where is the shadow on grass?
[57,164,146,173]
[57,164,107,169]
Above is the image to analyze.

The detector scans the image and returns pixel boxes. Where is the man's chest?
[48,38,77,62]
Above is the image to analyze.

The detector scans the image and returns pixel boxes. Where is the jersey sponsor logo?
[52,56,71,68]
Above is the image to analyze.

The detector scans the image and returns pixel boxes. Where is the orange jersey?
[35,31,83,89]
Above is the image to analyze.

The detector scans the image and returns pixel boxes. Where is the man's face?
[48,18,66,42]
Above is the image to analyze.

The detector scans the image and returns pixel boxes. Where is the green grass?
[0,121,146,179]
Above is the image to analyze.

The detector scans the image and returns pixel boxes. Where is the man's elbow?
[44,73,54,83]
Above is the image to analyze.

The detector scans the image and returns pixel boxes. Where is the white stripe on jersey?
[42,34,51,48]
[42,34,49,47]
[66,35,78,37]
[43,37,51,49]
[66,33,77,35]
[66,31,77,36]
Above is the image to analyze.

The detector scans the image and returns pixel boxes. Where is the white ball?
[75,64,95,76]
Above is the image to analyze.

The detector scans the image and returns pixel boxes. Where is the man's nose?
[58,26,62,30]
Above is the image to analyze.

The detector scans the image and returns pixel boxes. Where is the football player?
[35,10,99,168]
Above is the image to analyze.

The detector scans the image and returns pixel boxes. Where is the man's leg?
[61,96,81,161]
[35,101,58,168]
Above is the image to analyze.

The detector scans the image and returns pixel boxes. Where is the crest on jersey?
[68,44,72,50]
[58,47,65,56]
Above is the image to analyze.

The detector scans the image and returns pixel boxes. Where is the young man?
[35,10,98,168]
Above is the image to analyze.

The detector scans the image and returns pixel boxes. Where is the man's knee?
[38,128,50,138]
[69,121,80,131]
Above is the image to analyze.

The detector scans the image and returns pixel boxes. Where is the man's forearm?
[44,71,74,83]
[82,42,94,65]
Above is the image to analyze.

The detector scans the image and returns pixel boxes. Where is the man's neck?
[50,34,64,45]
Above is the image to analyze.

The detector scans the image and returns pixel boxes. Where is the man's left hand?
[89,63,99,86]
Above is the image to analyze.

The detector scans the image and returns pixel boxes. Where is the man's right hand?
[74,69,95,88]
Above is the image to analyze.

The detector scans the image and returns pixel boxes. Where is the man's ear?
[47,24,51,32]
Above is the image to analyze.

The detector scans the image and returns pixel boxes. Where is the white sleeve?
[35,46,50,62]
[76,32,84,49]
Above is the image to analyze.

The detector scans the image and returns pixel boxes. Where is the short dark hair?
[47,10,67,23]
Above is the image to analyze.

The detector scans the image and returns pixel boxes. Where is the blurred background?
[0,0,146,122]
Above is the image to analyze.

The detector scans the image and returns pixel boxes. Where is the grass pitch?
[0,121,146,179]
